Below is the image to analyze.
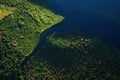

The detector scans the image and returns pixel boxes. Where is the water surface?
[22,0,120,65]
[46,0,120,48]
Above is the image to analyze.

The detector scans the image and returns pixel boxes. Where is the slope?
[0,0,63,79]
[28,32,120,80]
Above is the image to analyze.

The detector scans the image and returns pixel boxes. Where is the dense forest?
[0,0,63,79]
[28,32,120,80]
[0,0,120,80]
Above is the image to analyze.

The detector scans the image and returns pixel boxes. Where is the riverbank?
[0,0,63,79]
[46,0,120,48]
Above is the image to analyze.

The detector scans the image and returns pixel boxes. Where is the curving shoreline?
[46,0,120,48]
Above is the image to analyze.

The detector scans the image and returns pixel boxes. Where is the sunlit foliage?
[0,0,63,79]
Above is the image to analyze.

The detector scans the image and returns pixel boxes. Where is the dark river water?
[46,0,120,48]
[22,0,120,66]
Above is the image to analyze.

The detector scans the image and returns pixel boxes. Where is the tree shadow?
[28,0,47,7]
[48,9,120,48]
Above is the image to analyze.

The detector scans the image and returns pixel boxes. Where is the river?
[46,0,120,48]
[21,0,120,66]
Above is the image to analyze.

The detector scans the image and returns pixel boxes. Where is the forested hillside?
[0,0,63,79]
[0,0,120,80]
[29,32,120,80]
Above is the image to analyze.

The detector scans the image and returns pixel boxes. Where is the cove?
[22,0,120,66]
[46,0,120,48]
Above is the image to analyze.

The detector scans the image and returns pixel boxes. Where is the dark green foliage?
[0,0,63,79]
[30,32,120,80]
[0,35,24,79]
[0,0,120,80]
[0,0,23,6]
[0,0,63,56]
[28,0,47,7]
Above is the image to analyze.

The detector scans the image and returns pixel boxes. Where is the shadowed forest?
[0,0,120,80]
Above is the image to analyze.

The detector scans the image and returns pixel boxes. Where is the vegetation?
[0,5,13,20]
[28,32,120,80]
[0,0,120,80]
[0,0,63,55]
[0,0,63,79]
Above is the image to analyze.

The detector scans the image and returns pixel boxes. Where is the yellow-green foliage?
[0,0,63,79]
[0,1,63,56]
[0,5,13,20]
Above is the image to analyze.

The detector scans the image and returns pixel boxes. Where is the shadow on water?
[22,0,120,66]
[21,27,56,66]
[64,10,120,48]
[28,0,47,7]
[21,22,65,66]
[46,0,120,48]
[22,8,120,66]
[22,10,120,66]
